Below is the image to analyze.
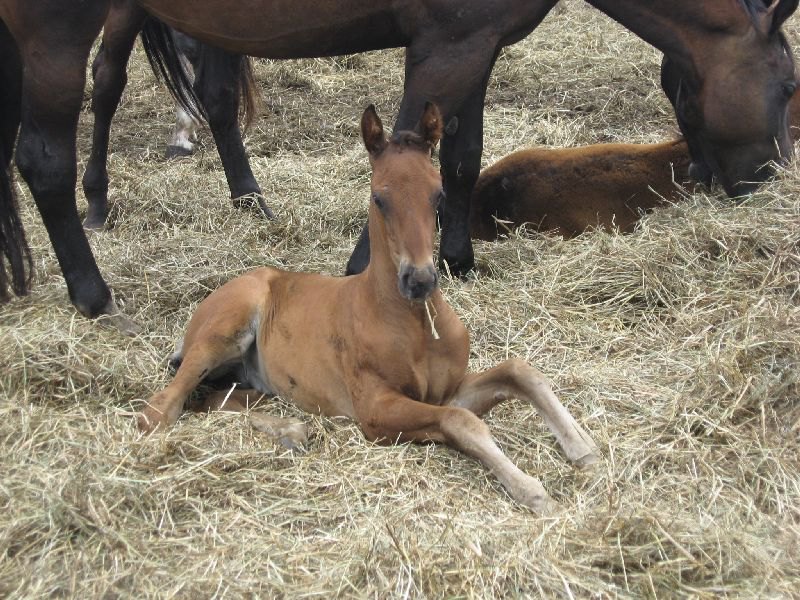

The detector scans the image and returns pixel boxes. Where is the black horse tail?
[238,56,261,132]
[140,16,207,124]
[0,147,33,301]
[0,18,32,301]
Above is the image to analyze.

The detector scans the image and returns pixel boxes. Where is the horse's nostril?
[398,263,438,300]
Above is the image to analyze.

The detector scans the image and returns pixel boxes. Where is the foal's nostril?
[398,263,438,301]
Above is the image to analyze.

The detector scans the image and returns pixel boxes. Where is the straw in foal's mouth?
[425,299,440,340]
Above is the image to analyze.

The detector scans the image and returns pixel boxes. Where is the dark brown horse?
[139,103,600,512]
[0,0,796,331]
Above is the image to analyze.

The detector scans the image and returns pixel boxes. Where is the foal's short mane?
[389,131,433,153]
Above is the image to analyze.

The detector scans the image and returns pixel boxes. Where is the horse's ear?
[361,104,387,156]
[759,0,798,36]
[417,102,443,149]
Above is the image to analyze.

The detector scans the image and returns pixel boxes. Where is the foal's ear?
[417,102,443,149]
[361,104,387,156]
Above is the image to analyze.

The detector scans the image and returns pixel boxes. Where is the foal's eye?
[372,193,385,211]
[782,81,797,98]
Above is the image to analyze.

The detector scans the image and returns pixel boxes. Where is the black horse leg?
[192,46,271,218]
[14,15,138,334]
[435,81,494,277]
[346,41,497,276]
[82,0,147,230]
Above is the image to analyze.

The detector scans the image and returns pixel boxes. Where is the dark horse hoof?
[83,216,107,231]
[688,160,714,186]
[165,144,194,159]
[439,241,475,279]
[232,193,276,220]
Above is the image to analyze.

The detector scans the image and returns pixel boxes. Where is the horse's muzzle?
[398,263,438,301]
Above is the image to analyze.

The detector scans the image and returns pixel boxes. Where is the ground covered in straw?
[1,2,798,597]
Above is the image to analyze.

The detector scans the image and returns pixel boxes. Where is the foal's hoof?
[91,300,141,336]
[232,193,275,220]
[137,409,170,434]
[524,492,560,516]
[165,144,194,159]
[574,450,602,470]
[249,413,308,451]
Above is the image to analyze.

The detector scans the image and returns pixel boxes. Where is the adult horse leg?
[346,43,498,277]
[192,45,271,218]
[447,359,601,467]
[82,0,147,230]
[14,11,138,334]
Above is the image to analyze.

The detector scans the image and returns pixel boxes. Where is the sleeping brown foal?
[471,92,800,241]
[138,103,600,512]
[470,139,692,240]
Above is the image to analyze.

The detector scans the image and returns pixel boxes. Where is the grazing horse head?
[361,103,444,302]
[661,0,798,196]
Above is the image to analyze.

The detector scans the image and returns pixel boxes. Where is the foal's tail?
[140,17,207,123]
[0,147,33,302]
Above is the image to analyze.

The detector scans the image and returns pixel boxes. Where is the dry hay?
[1,1,799,597]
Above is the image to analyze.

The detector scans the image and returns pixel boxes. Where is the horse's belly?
[137,1,408,57]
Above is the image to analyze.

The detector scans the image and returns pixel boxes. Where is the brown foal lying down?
[470,139,692,240]
[138,104,600,512]
[470,91,800,241]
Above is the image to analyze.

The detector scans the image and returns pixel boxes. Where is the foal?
[139,104,600,512]
[470,139,692,240]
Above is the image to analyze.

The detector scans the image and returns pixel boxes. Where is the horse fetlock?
[438,237,474,279]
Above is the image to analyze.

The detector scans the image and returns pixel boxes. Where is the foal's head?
[361,103,444,302]
[663,0,798,196]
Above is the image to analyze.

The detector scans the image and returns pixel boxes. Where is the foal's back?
[470,139,691,239]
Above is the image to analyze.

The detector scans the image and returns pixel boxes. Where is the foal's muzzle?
[398,262,438,301]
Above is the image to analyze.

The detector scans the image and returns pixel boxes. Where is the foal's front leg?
[358,389,556,513]
[447,359,601,467]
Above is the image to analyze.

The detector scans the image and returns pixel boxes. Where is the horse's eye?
[372,193,385,211]
[783,81,797,98]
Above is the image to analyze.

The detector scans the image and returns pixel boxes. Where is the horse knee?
[15,135,76,205]
[440,406,491,449]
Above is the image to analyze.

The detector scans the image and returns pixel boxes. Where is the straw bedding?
[1,2,798,597]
